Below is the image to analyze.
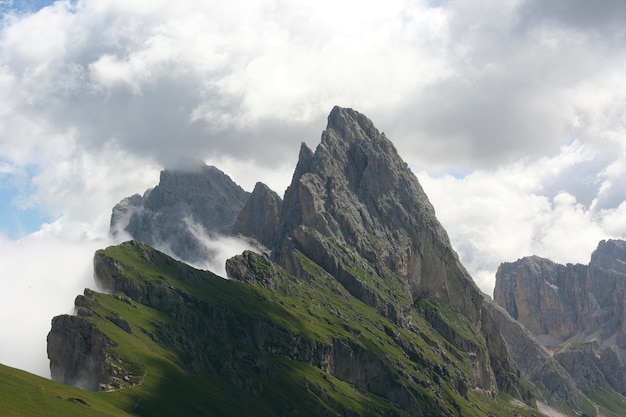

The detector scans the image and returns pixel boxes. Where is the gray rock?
[484,298,583,409]
[47,314,112,391]
[495,239,626,396]
[109,191,150,239]
[272,106,532,403]
[276,106,481,320]
[591,239,626,274]
[47,288,142,391]
[109,163,250,265]
[234,182,282,250]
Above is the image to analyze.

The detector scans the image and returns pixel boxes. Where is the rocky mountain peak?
[276,106,480,322]
[325,105,381,144]
[233,182,282,250]
[591,239,626,273]
[269,107,533,401]
[495,239,626,396]
[43,106,549,414]
[109,161,249,266]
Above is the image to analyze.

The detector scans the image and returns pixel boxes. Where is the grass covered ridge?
[3,241,548,416]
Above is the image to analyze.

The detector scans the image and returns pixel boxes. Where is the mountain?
[110,162,250,266]
[270,107,532,400]
[32,107,626,417]
[495,239,626,414]
[483,298,585,411]
[44,241,543,416]
[41,106,568,416]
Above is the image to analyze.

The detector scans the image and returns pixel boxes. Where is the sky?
[0,0,625,377]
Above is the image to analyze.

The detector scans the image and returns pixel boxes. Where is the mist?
[182,216,258,277]
[0,232,105,377]
[0,212,262,378]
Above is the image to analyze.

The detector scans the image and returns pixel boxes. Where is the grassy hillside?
[5,242,545,416]
[0,363,134,417]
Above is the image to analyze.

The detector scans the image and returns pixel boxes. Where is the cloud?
[418,140,626,295]
[2,0,623,174]
[0,0,454,171]
[517,0,626,35]
[180,216,257,278]
[0,224,104,377]
[388,0,626,172]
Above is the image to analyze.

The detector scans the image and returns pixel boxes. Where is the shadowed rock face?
[591,239,626,274]
[483,298,584,409]
[495,239,626,395]
[110,163,249,265]
[234,182,282,250]
[47,313,112,391]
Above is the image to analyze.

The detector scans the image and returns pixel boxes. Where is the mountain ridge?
[495,239,626,413]
[35,106,624,416]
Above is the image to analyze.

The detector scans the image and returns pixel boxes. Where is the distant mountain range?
[2,107,624,416]
[495,239,626,409]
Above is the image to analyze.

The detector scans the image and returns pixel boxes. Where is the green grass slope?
[4,241,546,416]
[0,363,135,417]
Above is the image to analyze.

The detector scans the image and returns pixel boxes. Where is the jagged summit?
[269,106,532,402]
[110,162,249,266]
[495,239,626,397]
[276,106,480,322]
[233,181,282,249]
[591,238,626,274]
[326,106,382,143]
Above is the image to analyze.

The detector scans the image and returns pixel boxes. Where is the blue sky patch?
[0,172,51,239]
[1,0,58,14]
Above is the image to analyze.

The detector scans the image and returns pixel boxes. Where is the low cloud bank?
[0,230,105,377]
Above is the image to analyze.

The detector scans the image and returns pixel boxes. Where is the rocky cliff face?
[47,313,112,391]
[483,298,583,410]
[275,107,481,321]
[271,106,528,400]
[234,181,282,250]
[47,289,141,391]
[591,239,626,273]
[495,239,626,396]
[110,162,249,266]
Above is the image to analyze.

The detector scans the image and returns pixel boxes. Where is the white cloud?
[418,140,625,295]
[0,226,104,377]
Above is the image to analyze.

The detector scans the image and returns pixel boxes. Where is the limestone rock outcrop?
[47,313,112,391]
[110,163,249,265]
[276,107,482,319]
[47,289,141,391]
[234,182,282,250]
[495,239,626,395]
[483,298,583,409]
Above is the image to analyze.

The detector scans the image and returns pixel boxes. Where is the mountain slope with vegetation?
[45,241,540,417]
